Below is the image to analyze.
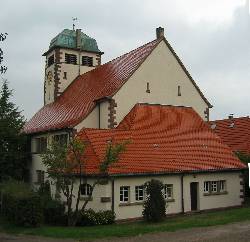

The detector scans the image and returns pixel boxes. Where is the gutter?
[181,174,184,213]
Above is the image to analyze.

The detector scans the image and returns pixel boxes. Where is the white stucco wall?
[112,40,209,127]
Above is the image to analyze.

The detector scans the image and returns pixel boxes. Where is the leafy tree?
[143,179,166,222]
[41,137,129,226]
[235,152,250,197]
[0,79,27,181]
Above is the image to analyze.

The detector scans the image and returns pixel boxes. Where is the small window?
[204,181,210,193]
[120,186,130,203]
[63,72,67,79]
[219,180,226,192]
[53,134,68,146]
[48,55,54,67]
[36,170,45,184]
[35,137,47,153]
[178,85,181,96]
[135,185,144,201]
[82,56,93,67]
[65,53,77,64]
[164,184,173,200]
[211,181,218,192]
[80,184,92,196]
[146,82,150,93]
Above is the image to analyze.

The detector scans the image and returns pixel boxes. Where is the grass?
[1,206,250,240]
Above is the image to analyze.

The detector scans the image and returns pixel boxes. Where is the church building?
[23,27,246,220]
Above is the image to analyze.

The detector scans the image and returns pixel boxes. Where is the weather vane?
[72,17,78,30]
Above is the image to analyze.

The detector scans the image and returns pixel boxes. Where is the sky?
[0,0,249,121]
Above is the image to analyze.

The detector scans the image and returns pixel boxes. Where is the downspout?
[181,174,184,213]
[98,103,101,129]
[111,179,115,213]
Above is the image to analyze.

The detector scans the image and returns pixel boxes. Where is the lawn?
[1,206,250,240]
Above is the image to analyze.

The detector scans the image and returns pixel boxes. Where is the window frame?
[53,134,68,146]
[65,53,77,65]
[135,185,144,201]
[35,137,47,153]
[120,186,130,203]
[203,180,227,195]
[164,184,173,200]
[80,183,92,196]
[48,55,54,67]
[82,56,93,67]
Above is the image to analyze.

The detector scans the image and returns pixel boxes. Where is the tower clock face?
[47,71,53,85]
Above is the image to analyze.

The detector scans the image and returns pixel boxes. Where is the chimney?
[156,27,164,39]
[76,29,82,49]
[228,114,234,120]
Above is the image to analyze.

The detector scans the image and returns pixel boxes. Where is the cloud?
[0,0,249,121]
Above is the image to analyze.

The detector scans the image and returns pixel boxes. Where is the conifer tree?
[0,79,27,181]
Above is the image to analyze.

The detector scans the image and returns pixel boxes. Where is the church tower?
[43,29,103,105]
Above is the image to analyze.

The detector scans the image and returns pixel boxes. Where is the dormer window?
[48,55,54,67]
[82,56,93,67]
[65,53,77,65]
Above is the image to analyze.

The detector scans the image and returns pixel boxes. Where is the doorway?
[190,182,199,211]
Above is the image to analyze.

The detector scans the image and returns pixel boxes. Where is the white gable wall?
[113,40,209,127]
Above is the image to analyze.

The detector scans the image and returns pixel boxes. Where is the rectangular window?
[120,186,130,203]
[65,53,77,64]
[36,170,45,184]
[219,180,226,192]
[35,137,47,153]
[82,56,93,67]
[211,181,218,192]
[135,185,144,201]
[178,85,181,96]
[53,134,68,146]
[204,181,210,193]
[48,55,54,67]
[63,72,67,79]
[164,184,173,199]
[80,184,92,196]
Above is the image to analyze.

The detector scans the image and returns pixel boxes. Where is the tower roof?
[43,29,102,55]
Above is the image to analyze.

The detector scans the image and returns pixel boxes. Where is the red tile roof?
[76,104,246,175]
[24,37,212,134]
[23,39,161,134]
[209,117,250,155]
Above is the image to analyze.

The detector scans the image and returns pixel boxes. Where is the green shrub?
[77,209,115,226]
[142,179,166,222]
[44,199,66,225]
[1,180,43,227]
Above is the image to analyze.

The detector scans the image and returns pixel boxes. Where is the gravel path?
[1,221,250,242]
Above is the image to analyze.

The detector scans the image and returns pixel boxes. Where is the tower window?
[65,53,77,65]
[178,85,181,96]
[82,56,93,67]
[48,55,54,67]
[63,72,67,79]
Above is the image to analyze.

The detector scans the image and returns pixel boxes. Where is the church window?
[48,55,54,67]
[178,85,181,96]
[146,82,150,93]
[35,137,47,153]
[82,56,93,67]
[65,53,77,65]
[63,72,67,79]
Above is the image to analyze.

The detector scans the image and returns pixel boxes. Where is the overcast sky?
[0,0,249,121]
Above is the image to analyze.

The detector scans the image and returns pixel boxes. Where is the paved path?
[1,221,250,242]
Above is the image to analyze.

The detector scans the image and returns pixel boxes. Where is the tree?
[41,137,129,226]
[0,79,27,181]
[142,179,166,222]
[235,152,250,197]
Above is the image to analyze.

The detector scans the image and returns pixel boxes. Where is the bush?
[77,209,115,226]
[142,179,166,222]
[1,180,43,227]
[44,199,66,225]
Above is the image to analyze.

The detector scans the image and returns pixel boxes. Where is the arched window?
[80,183,92,196]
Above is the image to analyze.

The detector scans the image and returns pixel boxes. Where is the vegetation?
[143,179,166,222]
[235,152,250,196]
[1,180,43,227]
[1,206,250,240]
[0,79,27,181]
[41,138,129,226]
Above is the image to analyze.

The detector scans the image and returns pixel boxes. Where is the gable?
[112,40,211,126]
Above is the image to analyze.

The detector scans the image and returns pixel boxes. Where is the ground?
[1,221,250,242]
